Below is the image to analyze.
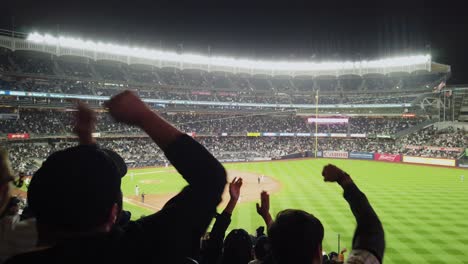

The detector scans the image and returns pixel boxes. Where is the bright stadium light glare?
[26,32,431,72]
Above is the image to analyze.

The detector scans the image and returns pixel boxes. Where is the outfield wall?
[277,151,463,168]
[402,156,456,167]
[125,151,464,170]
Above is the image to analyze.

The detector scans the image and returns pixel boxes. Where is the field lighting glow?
[27,32,431,71]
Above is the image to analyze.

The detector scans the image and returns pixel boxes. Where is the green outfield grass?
[121,159,468,264]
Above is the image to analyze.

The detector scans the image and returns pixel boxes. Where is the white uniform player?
[461,175,465,182]
[135,185,140,196]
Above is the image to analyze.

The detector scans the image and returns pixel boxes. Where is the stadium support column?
[452,92,455,121]
[443,91,446,121]
[315,90,319,157]
[438,93,441,122]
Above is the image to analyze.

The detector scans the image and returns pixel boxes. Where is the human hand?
[74,101,96,144]
[104,90,152,126]
[229,177,243,201]
[322,164,352,185]
[256,191,270,218]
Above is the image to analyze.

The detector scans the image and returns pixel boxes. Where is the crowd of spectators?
[0,109,427,136]
[4,129,463,173]
[0,91,384,264]
[399,126,467,158]
[1,107,464,171]
[0,48,446,112]
[9,52,55,76]
[0,75,423,106]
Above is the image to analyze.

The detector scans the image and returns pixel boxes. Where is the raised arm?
[201,177,242,264]
[74,101,97,145]
[105,91,226,188]
[322,164,385,263]
[105,91,227,258]
[104,91,182,149]
[256,191,273,228]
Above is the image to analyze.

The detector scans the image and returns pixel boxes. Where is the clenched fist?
[74,101,96,136]
[105,90,152,126]
[321,164,351,185]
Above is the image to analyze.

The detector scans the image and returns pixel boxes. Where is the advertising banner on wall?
[402,156,456,167]
[323,151,349,159]
[374,153,401,162]
[376,134,392,139]
[349,152,374,160]
[405,145,463,152]
[330,133,347,138]
[307,118,349,124]
[424,146,463,152]
[313,133,329,137]
[350,133,366,138]
[7,133,30,139]
[405,145,423,150]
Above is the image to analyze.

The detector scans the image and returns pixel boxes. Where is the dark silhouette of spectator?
[269,209,324,264]
[0,148,37,263]
[221,229,253,264]
[259,164,384,264]
[201,177,243,264]
[255,226,265,238]
[5,91,227,264]
[249,235,271,264]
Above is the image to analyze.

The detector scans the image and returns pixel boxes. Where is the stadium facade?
[0,30,466,172]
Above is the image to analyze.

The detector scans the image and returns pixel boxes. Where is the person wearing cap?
[6,91,227,264]
[0,148,37,263]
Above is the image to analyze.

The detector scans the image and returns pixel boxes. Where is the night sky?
[2,1,468,84]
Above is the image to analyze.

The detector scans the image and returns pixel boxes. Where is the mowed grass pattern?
[121,159,468,264]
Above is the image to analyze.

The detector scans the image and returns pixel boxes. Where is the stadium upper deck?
[0,30,452,114]
[0,31,450,76]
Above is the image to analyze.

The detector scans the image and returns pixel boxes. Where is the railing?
[0,89,413,110]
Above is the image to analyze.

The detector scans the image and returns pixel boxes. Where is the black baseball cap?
[28,144,127,231]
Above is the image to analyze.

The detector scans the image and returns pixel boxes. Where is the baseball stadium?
[0,30,467,264]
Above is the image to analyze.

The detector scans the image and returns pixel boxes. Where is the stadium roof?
[0,31,451,77]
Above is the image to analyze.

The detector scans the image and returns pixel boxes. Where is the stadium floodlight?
[27,32,431,72]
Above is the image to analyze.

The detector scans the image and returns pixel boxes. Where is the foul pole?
[314,90,319,157]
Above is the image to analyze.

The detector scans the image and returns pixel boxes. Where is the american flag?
[433,81,446,93]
